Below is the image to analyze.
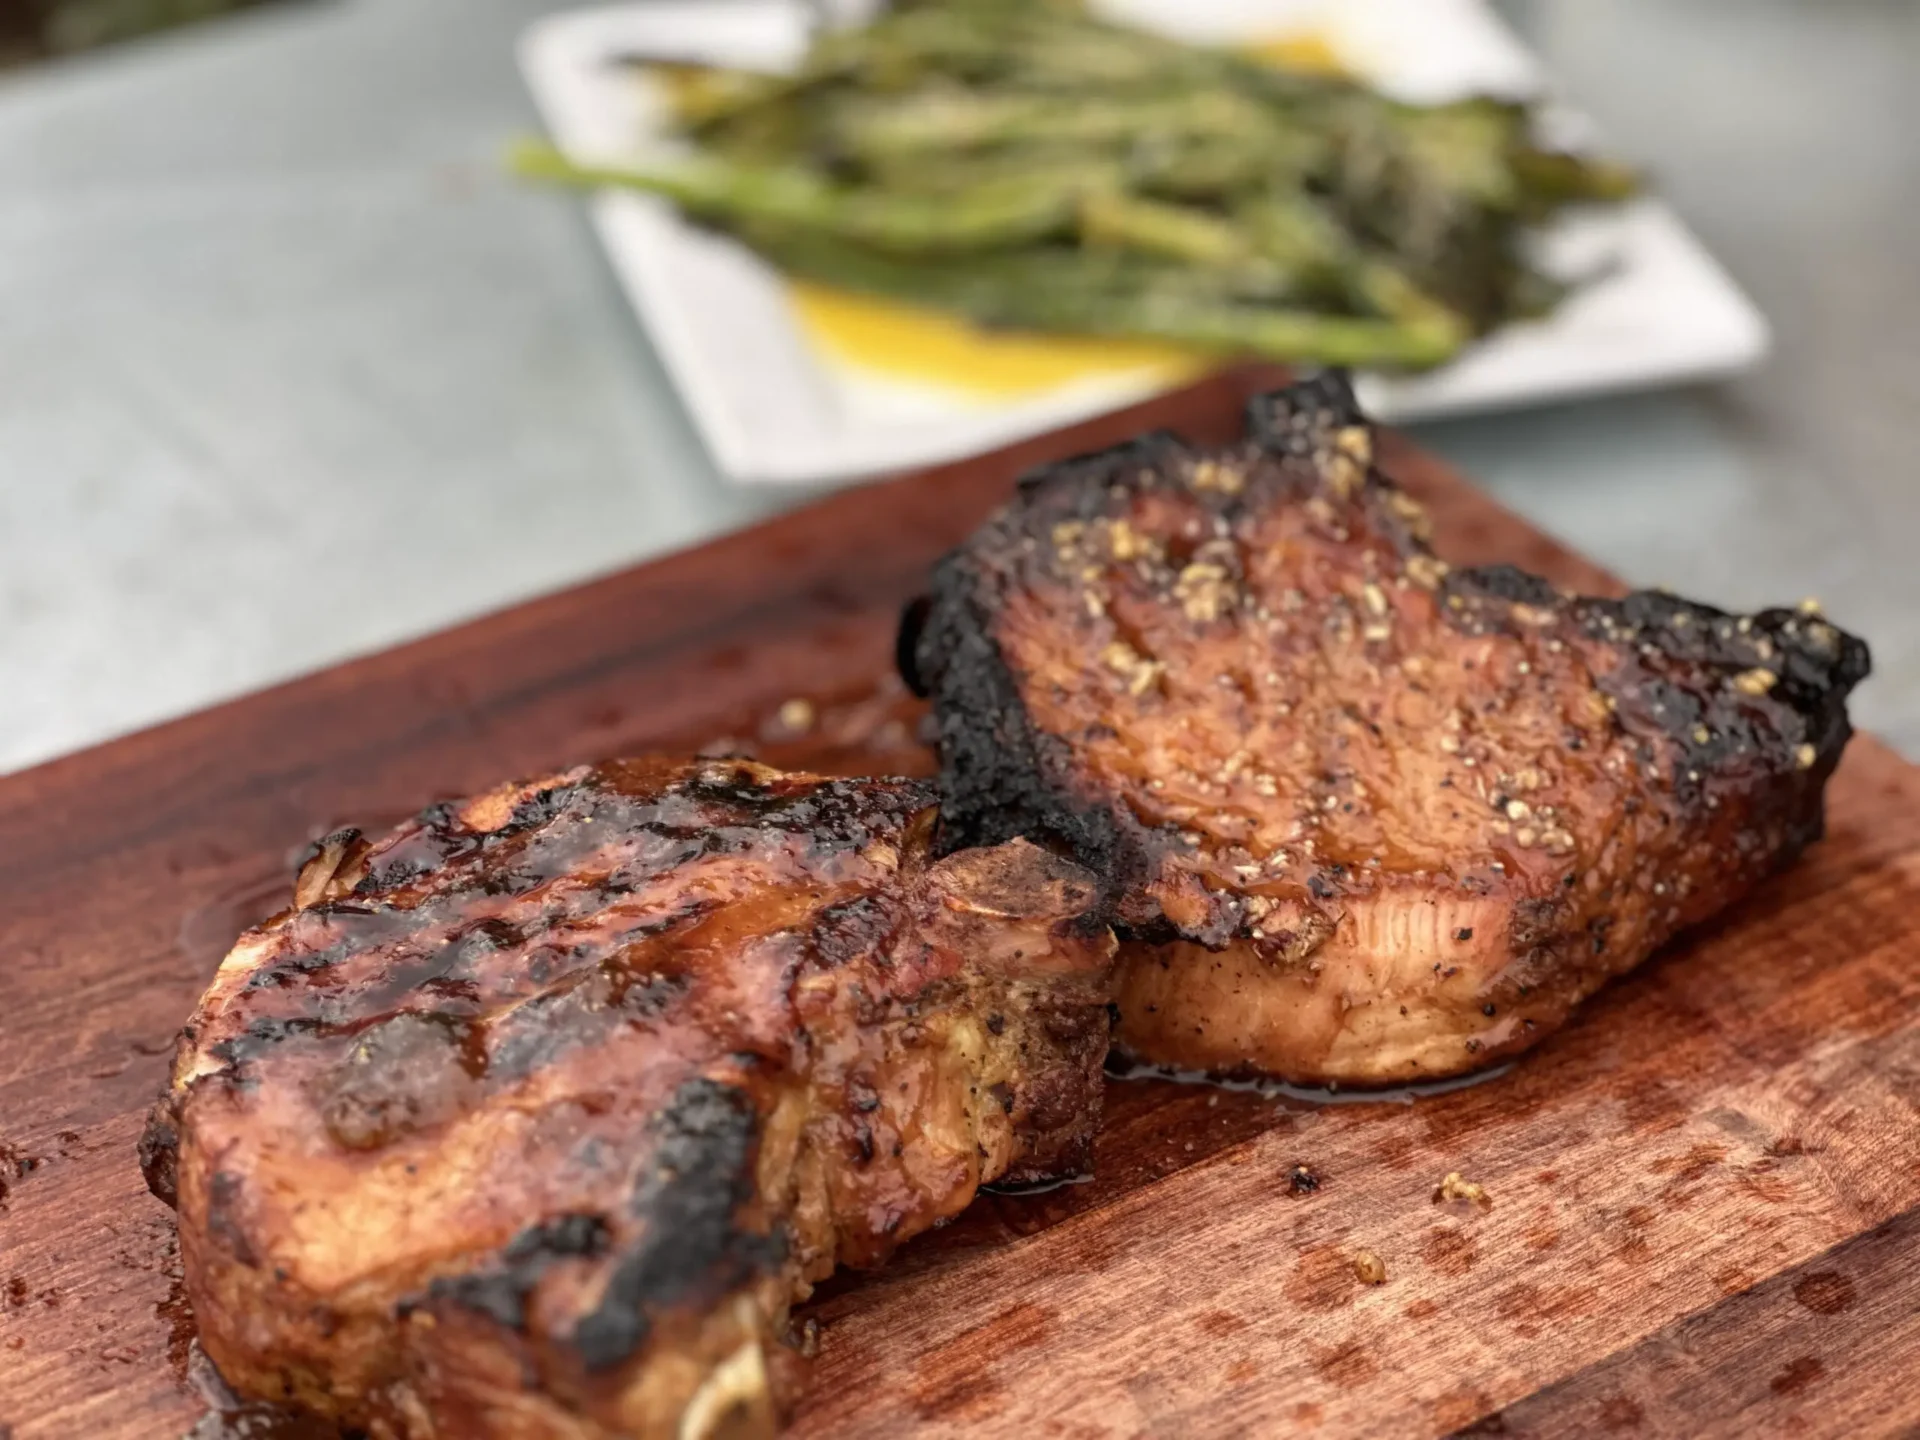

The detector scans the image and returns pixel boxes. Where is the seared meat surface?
[142,758,1112,1438]
[910,373,1868,1085]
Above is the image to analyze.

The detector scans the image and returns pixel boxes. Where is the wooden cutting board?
[2,369,1917,1440]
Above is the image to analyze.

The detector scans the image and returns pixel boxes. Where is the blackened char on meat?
[145,758,1113,1438]
[909,372,1868,1085]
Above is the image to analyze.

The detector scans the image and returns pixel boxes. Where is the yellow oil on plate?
[783,283,1212,401]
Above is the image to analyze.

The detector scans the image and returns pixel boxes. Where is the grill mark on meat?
[243,908,416,990]
[484,967,695,1086]
[209,1015,331,1073]
[572,1079,786,1372]
[426,1212,613,1332]
[913,371,1866,1086]
[360,802,485,892]
[807,894,904,971]
[501,779,592,837]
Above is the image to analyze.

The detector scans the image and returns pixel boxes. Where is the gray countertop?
[2,0,1915,776]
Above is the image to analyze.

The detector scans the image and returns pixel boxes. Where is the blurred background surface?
[1,0,1915,773]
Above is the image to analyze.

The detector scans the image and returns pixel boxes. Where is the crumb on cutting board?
[1433,1171,1492,1209]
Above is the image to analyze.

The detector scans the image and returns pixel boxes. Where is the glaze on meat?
[909,373,1869,1085]
[142,758,1113,1438]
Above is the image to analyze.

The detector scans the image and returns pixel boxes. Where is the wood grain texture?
[2,369,1917,1439]
[1456,1208,1920,1439]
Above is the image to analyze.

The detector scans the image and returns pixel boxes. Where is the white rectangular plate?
[519,0,1768,486]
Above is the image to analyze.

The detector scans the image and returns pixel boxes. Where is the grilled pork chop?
[908,373,1868,1085]
[141,758,1113,1439]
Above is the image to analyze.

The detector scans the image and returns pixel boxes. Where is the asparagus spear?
[511,141,1081,254]
[859,132,1309,207]
[1078,191,1252,266]
[827,88,1287,165]
[1512,148,1641,206]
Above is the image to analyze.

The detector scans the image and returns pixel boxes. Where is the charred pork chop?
[908,373,1868,1085]
[142,758,1113,1439]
